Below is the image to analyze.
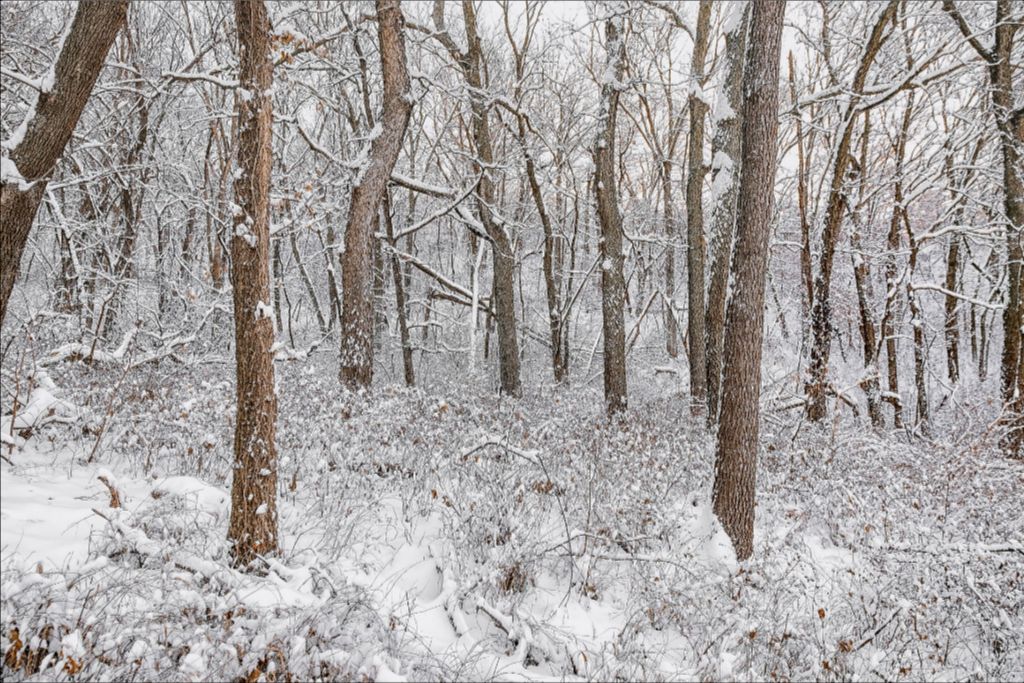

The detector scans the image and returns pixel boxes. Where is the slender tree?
[705,2,750,424]
[805,0,899,422]
[0,0,128,328]
[711,0,786,562]
[684,0,713,412]
[427,0,522,396]
[594,10,629,415]
[227,0,279,569]
[340,0,414,390]
[942,0,1023,454]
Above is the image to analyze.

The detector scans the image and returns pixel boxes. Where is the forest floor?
[1,353,1022,681]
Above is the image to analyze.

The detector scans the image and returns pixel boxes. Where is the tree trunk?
[594,13,628,415]
[705,3,749,424]
[0,0,128,328]
[942,0,1022,453]
[711,0,786,562]
[805,0,899,421]
[520,117,567,384]
[787,52,815,333]
[903,205,929,431]
[663,159,680,360]
[227,0,279,570]
[339,0,413,390]
[461,0,521,396]
[850,115,882,427]
[383,192,415,386]
[685,0,713,412]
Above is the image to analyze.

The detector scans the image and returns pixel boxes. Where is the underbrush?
[2,353,1021,681]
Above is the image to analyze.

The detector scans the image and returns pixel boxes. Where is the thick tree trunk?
[685,0,713,412]
[340,0,413,390]
[0,0,128,328]
[805,1,899,421]
[711,0,786,562]
[705,4,749,424]
[228,0,279,570]
[594,13,628,415]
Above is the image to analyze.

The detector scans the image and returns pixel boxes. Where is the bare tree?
[711,0,786,562]
[942,0,1023,454]
[340,0,414,390]
[427,0,522,396]
[705,2,749,424]
[594,10,628,415]
[805,0,899,422]
[0,0,128,328]
[684,0,713,412]
[227,0,279,569]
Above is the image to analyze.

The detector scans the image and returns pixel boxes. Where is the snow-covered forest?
[1,0,1021,680]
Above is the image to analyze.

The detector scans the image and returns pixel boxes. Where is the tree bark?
[705,3,749,424]
[594,13,628,415]
[228,0,279,570]
[0,0,128,328]
[339,0,414,390]
[711,0,786,562]
[685,0,713,412]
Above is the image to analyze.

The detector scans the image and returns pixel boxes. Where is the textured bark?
[705,4,749,425]
[711,0,785,562]
[805,0,899,422]
[594,14,628,415]
[340,0,413,390]
[228,0,279,569]
[0,0,128,328]
[685,0,713,411]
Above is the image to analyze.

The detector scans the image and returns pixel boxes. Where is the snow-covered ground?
[2,357,1022,681]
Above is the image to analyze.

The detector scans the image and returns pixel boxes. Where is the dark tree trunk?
[0,0,128,328]
[593,13,628,415]
[711,0,786,562]
[383,193,415,386]
[806,1,899,422]
[685,0,713,412]
[942,0,1022,453]
[340,0,414,390]
[705,4,749,424]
